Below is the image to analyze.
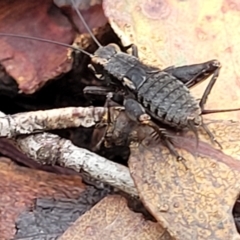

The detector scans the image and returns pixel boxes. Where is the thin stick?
[16,132,138,197]
[0,110,138,196]
[0,106,107,137]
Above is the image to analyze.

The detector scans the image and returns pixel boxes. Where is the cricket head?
[92,43,121,65]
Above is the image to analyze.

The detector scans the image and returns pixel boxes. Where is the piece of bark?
[0,157,85,240]
[14,185,112,239]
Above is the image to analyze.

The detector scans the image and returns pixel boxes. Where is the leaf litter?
[0,0,240,239]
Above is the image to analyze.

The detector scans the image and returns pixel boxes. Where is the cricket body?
[90,43,225,160]
[92,43,203,129]
[69,0,207,132]
[72,0,233,161]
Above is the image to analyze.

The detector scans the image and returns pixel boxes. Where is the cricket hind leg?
[124,98,188,169]
[164,60,222,147]
[164,59,240,148]
[163,59,220,88]
[163,59,240,113]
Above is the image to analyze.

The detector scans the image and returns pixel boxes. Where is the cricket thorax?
[103,52,149,91]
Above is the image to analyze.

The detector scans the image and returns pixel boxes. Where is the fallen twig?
[0,108,138,196]
[16,132,138,196]
[0,106,107,137]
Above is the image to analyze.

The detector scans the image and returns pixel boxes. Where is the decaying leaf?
[55,0,107,34]
[59,195,171,240]
[0,0,75,94]
[0,0,113,94]
[103,0,240,121]
[0,157,85,239]
[128,120,240,239]
[2,104,240,238]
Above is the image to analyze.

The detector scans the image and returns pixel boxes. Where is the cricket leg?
[164,59,239,148]
[163,59,220,88]
[168,59,222,110]
[163,59,240,114]
[123,44,139,58]
[83,86,115,97]
[83,86,125,106]
[196,65,223,148]
[90,92,125,151]
[124,98,188,169]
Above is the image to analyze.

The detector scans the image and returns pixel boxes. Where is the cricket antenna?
[71,0,102,48]
[202,107,240,114]
[0,33,93,57]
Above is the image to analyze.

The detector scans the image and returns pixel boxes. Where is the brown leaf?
[59,195,171,239]
[103,0,240,121]
[0,158,85,239]
[55,0,108,34]
[0,0,74,94]
[128,119,240,239]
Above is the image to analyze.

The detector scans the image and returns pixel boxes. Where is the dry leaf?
[128,120,240,239]
[59,195,171,239]
[103,0,240,121]
[0,0,75,94]
[0,158,84,239]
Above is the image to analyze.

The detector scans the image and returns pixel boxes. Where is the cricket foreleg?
[83,86,115,96]
[88,64,115,86]
[88,64,103,80]
[123,44,139,58]
[83,86,125,107]
[90,92,125,151]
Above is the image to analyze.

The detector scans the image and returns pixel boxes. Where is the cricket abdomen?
[137,71,201,128]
